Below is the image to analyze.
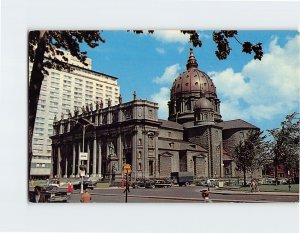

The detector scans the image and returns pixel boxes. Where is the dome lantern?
[186,48,198,70]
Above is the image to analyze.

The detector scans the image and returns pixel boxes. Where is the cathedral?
[50,49,260,181]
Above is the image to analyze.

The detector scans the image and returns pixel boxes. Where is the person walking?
[67,180,73,195]
[201,190,212,203]
[80,190,92,203]
[250,179,256,192]
[254,179,260,192]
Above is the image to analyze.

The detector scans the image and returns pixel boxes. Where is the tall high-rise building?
[29,52,120,178]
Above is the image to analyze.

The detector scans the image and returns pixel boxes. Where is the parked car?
[154,179,172,188]
[144,179,156,189]
[29,185,69,203]
[132,179,146,189]
[45,178,60,187]
[206,179,219,187]
[278,178,289,184]
[72,179,95,191]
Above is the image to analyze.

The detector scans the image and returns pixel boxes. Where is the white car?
[46,179,60,187]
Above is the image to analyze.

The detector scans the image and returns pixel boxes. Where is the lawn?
[227,184,299,193]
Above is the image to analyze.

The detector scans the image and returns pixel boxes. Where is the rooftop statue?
[100,99,103,109]
[81,105,86,114]
[119,94,122,104]
[95,100,99,110]
[67,109,72,118]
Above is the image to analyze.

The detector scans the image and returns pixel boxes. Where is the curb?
[72,192,270,203]
[210,191,299,196]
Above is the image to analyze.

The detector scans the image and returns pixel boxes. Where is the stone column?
[72,143,76,177]
[144,132,149,178]
[99,111,103,124]
[50,145,54,178]
[132,131,137,179]
[87,141,90,177]
[97,139,102,177]
[154,136,159,177]
[107,109,111,124]
[117,133,123,172]
[57,145,61,178]
[92,135,97,177]
[77,143,81,177]
[64,145,68,178]
[95,112,99,125]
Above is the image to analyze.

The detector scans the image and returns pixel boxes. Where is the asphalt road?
[68,186,299,203]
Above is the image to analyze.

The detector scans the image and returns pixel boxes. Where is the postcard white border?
[1,0,299,232]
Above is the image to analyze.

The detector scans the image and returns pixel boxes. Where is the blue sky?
[82,30,299,133]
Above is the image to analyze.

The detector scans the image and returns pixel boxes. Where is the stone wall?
[222,128,262,178]
[185,125,223,178]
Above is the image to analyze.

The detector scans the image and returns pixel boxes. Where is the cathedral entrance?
[124,152,132,165]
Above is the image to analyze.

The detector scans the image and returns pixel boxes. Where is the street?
[68,186,299,203]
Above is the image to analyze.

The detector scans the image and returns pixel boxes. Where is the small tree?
[268,112,300,183]
[233,130,268,186]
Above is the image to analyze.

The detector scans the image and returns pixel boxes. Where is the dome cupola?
[194,91,213,110]
[193,91,214,126]
[168,48,222,125]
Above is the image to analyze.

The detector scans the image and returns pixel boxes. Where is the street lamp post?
[70,119,95,194]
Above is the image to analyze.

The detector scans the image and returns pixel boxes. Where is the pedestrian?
[201,190,212,203]
[80,190,92,203]
[34,186,41,203]
[31,179,35,187]
[34,186,46,203]
[123,180,130,193]
[254,179,260,192]
[67,180,73,195]
[250,179,256,192]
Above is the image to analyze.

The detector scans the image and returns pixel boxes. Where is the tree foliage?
[233,130,269,185]
[268,112,300,179]
[29,31,105,75]
[212,30,263,60]
[128,30,264,60]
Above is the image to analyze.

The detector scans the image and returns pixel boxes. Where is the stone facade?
[50,49,262,181]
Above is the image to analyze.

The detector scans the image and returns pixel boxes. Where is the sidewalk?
[210,189,299,196]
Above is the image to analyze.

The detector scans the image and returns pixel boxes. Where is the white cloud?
[151,30,190,43]
[155,48,165,54]
[178,46,185,53]
[209,34,300,121]
[150,87,170,119]
[153,64,181,84]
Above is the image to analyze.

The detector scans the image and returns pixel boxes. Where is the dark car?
[132,179,146,189]
[73,180,95,191]
[144,179,156,188]
[154,179,172,188]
